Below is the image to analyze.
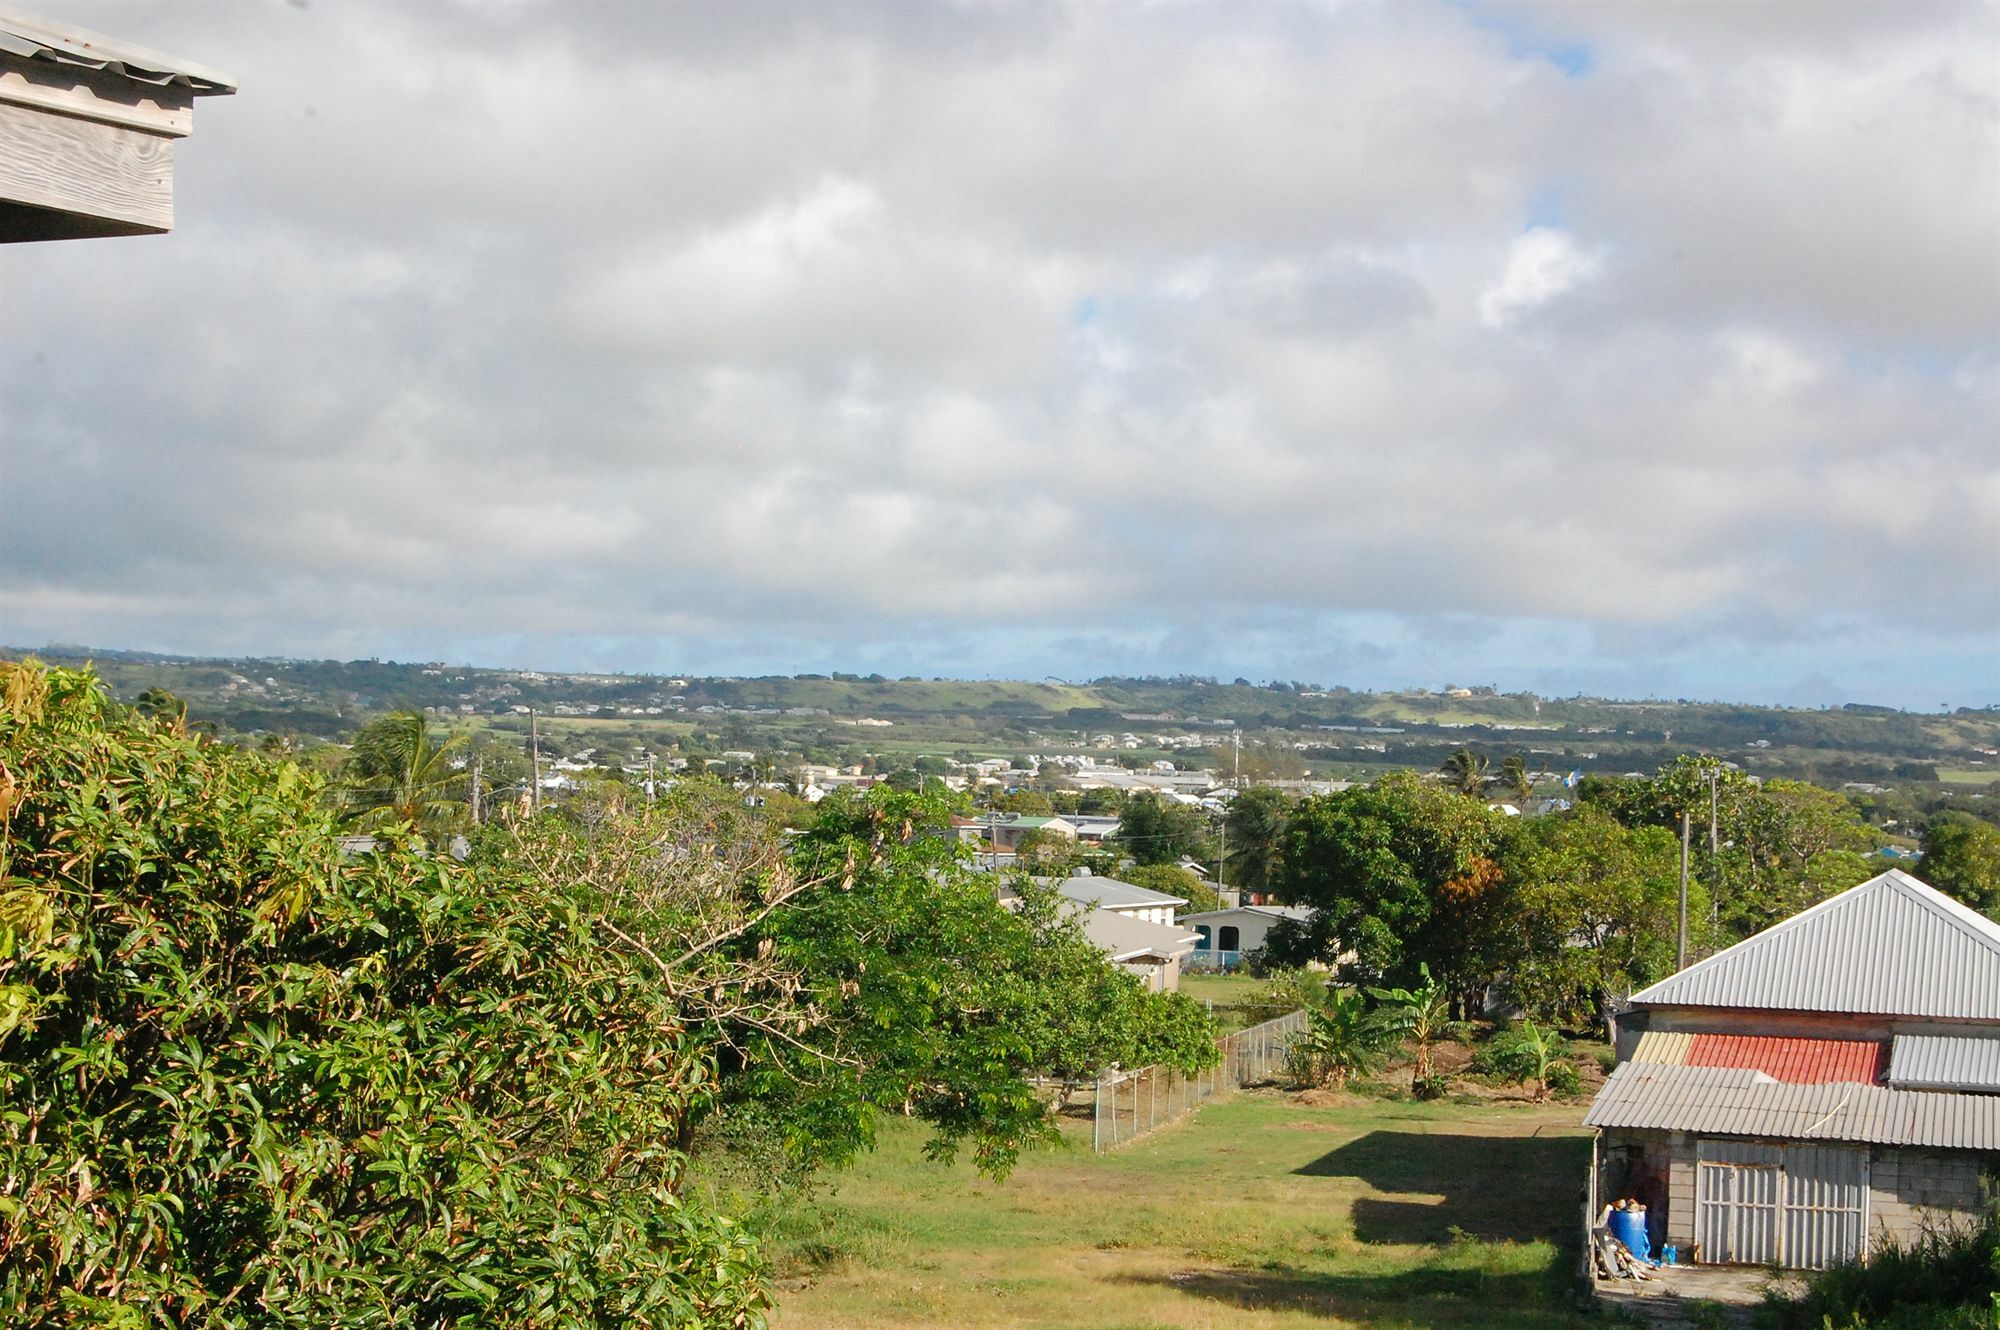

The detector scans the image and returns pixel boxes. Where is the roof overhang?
[0,5,234,241]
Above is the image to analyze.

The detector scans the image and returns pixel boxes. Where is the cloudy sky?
[3,0,1996,707]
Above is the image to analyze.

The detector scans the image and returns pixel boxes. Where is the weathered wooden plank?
[0,53,193,136]
[0,97,172,238]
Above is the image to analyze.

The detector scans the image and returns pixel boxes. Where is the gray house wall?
[1598,1127,1993,1262]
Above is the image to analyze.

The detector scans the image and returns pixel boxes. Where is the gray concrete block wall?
[1868,1147,1989,1251]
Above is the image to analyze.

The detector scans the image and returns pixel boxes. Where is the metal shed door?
[1697,1141,1783,1264]
[1696,1140,1869,1268]
[1781,1144,1869,1270]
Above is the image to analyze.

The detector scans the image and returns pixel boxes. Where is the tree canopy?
[0,662,1215,1328]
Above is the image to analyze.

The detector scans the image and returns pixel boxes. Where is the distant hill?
[8,646,1997,809]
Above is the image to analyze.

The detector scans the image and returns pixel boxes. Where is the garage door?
[1696,1140,1868,1269]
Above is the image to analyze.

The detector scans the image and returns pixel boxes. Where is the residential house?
[990,814,1078,851]
[1180,904,1312,972]
[1585,869,2000,1269]
[1000,868,1201,991]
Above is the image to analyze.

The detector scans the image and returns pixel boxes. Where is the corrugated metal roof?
[1584,1061,2000,1152]
[0,5,235,93]
[1888,1034,2000,1093]
[1047,873,1186,910]
[1685,1034,1887,1086]
[1079,908,1201,962]
[1631,1030,1695,1065]
[1630,870,2000,1020]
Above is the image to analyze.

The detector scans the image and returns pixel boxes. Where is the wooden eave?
[0,7,234,243]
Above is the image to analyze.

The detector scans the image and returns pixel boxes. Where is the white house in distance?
[1180,904,1313,972]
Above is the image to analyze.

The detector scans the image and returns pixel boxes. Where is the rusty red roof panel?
[1685,1034,1886,1085]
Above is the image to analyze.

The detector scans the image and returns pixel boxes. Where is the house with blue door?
[1179,904,1312,972]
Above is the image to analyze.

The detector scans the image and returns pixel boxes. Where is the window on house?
[1219,925,1240,951]
[1194,926,1211,949]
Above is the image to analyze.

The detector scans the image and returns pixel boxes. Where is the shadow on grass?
[1295,1132,1590,1246]
[1119,1263,1574,1327]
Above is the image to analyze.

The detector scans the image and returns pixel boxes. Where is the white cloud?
[1478,227,1605,328]
[1,0,1995,706]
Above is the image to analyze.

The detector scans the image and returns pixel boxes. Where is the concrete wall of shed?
[1596,1128,1699,1253]
[1868,1148,1990,1252]
[1599,1130,1994,1261]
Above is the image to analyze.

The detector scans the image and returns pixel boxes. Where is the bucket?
[1607,1207,1651,1262]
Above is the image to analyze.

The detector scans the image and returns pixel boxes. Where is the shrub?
[0,662,771,1328]
[1762,1208,2000,1330]
[1544,1061,1583,1099]
[1470,1019,1576,1099]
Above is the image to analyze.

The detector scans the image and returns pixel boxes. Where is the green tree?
[133,685,187,726]
[1440,748,1490,797]
[1497,754,1532,805]
[1113,793,1213,866]
[1006,877,1218,1104]
[338,709,468,831]
[1119,862,1220,913]
[1223,785,1293,897]
[1919,812,2000,917]
[1014,826,1084,875]
[0,663,769,1328]
[1499,807,1690,1032]
[1264,772,1504,1001]
[991,788,1055,815]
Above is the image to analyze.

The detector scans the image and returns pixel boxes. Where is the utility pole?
[1677,808,1691,969]
[469,757,482,826]
[530,709,543,814]
[1216,809,1227,901]
[1706,766,1720,855]
[647,753,657,804]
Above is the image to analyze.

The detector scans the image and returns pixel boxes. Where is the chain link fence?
[1092,1009,1306,1152]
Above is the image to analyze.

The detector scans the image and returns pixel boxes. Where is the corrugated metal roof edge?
[1628,870,2000,1012]
[0,4,236,93]
[1583,1062,2000,1152]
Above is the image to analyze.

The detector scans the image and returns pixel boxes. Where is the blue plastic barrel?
[1608,1208,1651,1261]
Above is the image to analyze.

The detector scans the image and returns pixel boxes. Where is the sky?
[2,0,1996,709]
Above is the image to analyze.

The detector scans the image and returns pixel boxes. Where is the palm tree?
[134,687,187,727]
[339,711,469,831]
[1498,754,1532,805]
[1440,748,1490,798]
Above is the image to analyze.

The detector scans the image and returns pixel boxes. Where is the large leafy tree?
[0,663,768,1328]
[0,665,1212,1328]
[1264,771,1505,1003]
[1112,792,1213,867]
[1919,812,2000,918]
[1498,807,1688,1031]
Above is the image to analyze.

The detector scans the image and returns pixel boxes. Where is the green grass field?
[768,1089,1594,1329]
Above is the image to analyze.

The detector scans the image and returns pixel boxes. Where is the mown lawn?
[769,1090,1596,1329]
